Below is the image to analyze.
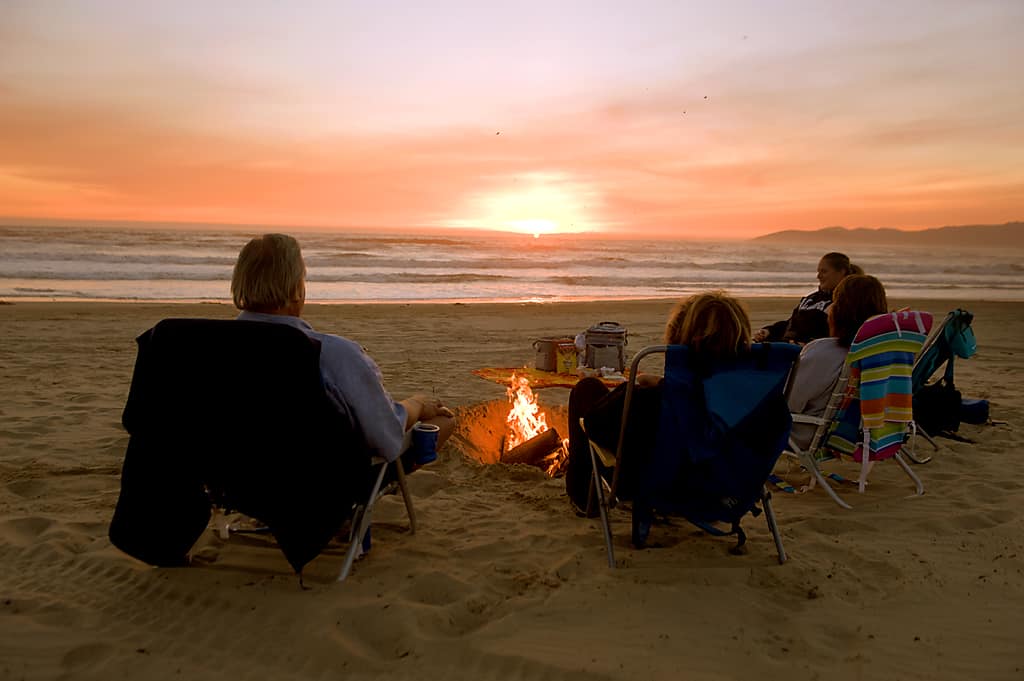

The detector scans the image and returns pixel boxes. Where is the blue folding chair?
[585,342,800,566]
[913,309,976,393]
[907,308,977,459]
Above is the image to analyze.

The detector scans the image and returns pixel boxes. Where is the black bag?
[913,377,961,435]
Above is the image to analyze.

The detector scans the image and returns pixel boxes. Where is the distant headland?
[753,222,1023,247]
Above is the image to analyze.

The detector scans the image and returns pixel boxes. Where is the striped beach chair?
[786,310,932,508]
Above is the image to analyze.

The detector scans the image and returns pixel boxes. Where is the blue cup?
[411,422,440,465]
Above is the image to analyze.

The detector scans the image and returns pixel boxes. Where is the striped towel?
[768,474,795,494]
[827,311,932,462]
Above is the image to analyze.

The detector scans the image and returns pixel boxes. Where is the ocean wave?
[4,251,1022,279]
[306,272,516,284]
[0,268,229,281]
[0,252,238,267]
[2,225,1022,301]
[4,265,1022,293]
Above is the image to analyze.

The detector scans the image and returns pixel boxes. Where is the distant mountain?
[752,222,1024,247]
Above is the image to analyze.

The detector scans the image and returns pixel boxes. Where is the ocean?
[1,225,1022,303]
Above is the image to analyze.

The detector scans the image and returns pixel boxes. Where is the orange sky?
[1,1,1022,239]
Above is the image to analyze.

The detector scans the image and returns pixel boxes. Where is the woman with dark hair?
[786,274,888,450]
[754,252,863,344]
[565,291,753,514]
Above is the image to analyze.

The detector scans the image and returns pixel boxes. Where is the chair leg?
[393,459,417,535]
[858,431,872,494]
[338,460,388,582]
[895,452,925,496]
[589,444,616,568]
[901,445,933,465]
[918,425,940,451]
[901,421,934,464]
[211,507,231,540]
[762,487,787,565]
[857,460,875,494]
[807,456,853,509]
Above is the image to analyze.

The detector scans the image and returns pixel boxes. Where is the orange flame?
[505,371,550,451]
[505,372,571,476]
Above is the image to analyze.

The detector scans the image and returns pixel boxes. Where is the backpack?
[913,376,962,435]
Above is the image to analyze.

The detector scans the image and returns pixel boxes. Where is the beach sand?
[1,298,1021,680]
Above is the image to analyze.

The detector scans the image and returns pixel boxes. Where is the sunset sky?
[1,0,1022,238]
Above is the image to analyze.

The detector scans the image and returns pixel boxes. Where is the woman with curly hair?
[565,291,753,514]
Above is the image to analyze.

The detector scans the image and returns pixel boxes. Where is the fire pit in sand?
[500,372,569,476]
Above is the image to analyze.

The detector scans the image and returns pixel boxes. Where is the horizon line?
[2,216,1017,241]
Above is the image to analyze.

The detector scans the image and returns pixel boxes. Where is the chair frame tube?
[592,345,788,566]
[784,312,931,507]
[338,457,416,582]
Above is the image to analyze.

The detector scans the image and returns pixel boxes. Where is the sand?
[0,298,1021,680]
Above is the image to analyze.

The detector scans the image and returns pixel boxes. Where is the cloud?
[2,3,1023,240]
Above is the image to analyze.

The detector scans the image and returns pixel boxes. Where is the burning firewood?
[501,428,562,466]
[501,371,570,476]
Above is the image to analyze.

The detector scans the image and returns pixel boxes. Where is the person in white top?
[231,233,455,469]
[786,275,889,450]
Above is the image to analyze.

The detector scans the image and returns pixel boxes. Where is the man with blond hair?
[231,233,455,466]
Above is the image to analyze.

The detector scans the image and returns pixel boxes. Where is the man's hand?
[408,394,454,420]
[752,328,769,343]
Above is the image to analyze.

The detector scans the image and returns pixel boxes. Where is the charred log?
[501,428,562,467]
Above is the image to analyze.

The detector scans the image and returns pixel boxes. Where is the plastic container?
[534,337,577,373]
[583,322,628,372]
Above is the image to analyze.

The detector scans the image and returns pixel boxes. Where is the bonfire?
[504,372,569,476]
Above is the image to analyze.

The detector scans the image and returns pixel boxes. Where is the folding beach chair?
[913,309,976,393]
[585,342,800,567]
[906,309,977,457]
[108,318,417,582]
[784,310,933,509]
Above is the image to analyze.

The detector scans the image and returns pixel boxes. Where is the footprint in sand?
[2,515,56,542]
[60,642,113,670]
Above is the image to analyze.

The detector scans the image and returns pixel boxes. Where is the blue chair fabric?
[627,343,799,551]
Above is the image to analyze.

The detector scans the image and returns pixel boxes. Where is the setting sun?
[508,219,557,238]
[449,172,601,235]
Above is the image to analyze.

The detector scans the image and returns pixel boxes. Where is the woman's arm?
[787,340,845,415]
[634,373,662,388]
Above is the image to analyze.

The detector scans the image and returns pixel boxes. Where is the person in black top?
[754,252,862,344]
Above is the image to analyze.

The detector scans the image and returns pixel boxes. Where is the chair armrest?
[580,418,617,468]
